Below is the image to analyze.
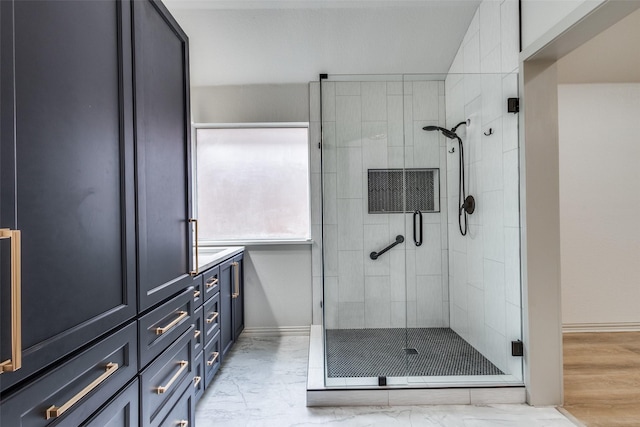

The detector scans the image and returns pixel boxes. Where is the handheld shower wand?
[422,122,474,236]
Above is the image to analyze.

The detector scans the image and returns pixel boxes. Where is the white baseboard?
[563,322,640,333]
[242,326,310,337]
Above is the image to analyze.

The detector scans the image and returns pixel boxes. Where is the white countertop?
[196,246,244,272]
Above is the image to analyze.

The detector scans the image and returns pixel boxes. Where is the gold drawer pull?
[231,261,240,299]
[207,352,219,366]
[205,277,218,288]
[189,218,198,276]
[0,229,21,374]
[194,330,201,339]
[157,360,188,394]
[178,421,189,427]
[193,290,201,298]
[193,376,202,388]
[155,311,187,335]
[45,362,119,419]
[206,312,219,324]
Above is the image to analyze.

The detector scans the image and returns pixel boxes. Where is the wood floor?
[563,332,640,427]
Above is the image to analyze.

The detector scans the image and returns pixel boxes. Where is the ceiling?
[164,0,481,86]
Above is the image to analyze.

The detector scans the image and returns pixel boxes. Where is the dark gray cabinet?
[133,0,193,312]
[0,0,136,392]
[219,254,245,358]
[1,0,196,425]
[196,251,244,400]
[0,322,138,426]
[82,379,139,427]
[232,254,245,341]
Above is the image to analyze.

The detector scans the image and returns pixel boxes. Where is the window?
[194,124,310,243]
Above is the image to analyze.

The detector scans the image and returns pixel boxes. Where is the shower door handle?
[413,210,423,247]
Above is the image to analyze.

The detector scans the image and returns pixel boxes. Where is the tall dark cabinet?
[133,0,194,312]
[0,0,137,391]
[0,0,200,425]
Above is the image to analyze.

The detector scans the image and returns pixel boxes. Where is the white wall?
[191,84,309,123]
[244,245,312,330]
[558,84,640,328]
[557,8,640,84]
[165,3,480,85]
[444,0,521,377]
[193,85,313,331]
[520,0,603,52]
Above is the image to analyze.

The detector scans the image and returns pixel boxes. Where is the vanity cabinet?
[220,254,245,358]
[194,250,244,401]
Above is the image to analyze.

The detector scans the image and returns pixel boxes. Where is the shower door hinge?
[511,340,524,357]
[507,97,520,113]
[318,142,321,149]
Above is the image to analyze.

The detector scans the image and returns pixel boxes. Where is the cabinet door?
[219,259,234,357]
[133,0,193,311]
[0,0,136,391]
[81,379,139,427]
[232,254,245,340]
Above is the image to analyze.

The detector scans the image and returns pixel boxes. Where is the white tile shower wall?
[310,80,448,330]
[444,0,521,377]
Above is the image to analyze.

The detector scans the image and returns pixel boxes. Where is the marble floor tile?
[195,335,577,427]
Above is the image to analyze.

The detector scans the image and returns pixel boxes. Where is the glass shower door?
[321,74,416,386]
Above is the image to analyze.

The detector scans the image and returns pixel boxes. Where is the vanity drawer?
[138,286,194,368]
[157,379,194,427]
[81,379,139,427]
[192,274,204,307]
[192,350,204,403]
[203,291,220,344]
[203,329,221,389]
[140,325,194,427]
[0,322,137,427]
[193,305,204,355]
[202,265,220,301]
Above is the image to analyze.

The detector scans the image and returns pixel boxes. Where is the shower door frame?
[318,73,524,389]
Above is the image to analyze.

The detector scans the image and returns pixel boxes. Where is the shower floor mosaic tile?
[326,328,503,377]
[194,335,578,427]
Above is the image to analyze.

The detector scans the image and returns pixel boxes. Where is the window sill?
[199,239,313,247]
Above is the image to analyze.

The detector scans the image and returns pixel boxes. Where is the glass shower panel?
[320,72,523,388]
[321,75,411,386]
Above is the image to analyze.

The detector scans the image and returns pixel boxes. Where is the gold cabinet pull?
[231,261,240,299]
[194,329,201,339]
[0,229,21,374]
[157,360,188,394]
[155,311,187,335]
[189,218,198,276]
[45,362,119,419]
[193,376,201,388]
[193,290,201,298]
[178,421,189,427]
[206,352,219,366]
[205,277,218,288]
[206,312,219,324]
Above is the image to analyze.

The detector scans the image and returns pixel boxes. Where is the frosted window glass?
[196,127,310,241]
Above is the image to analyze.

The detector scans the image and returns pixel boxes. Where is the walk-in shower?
[314,73,522,389]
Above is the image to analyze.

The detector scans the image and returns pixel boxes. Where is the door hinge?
[507,97,520,114]
[511,340,523,356]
